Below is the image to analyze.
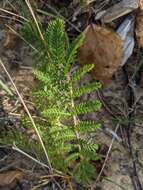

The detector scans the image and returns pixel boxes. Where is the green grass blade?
[0,79,13,96]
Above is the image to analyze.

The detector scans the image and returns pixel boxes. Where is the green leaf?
[66,152,80,163]
[0,79,13,96]
[46,18,66,65]
[65,34,85,74]
[73,82,101,98]
[42,108,71,118]
[55,132,76,143]
[21,20,42,50]
[73,100,102,115]
[79,149,98,160]
[33,69,51,85]
[49,126,75,139]
[71,64,94,82]
[73,160,95,185]
[76,120,101,133]
[76,139,99,152]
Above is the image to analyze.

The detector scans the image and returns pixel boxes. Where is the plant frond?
[79,149,98,160]
[45,18,66,66]
[65,152,80,163]
[21,20,42,50]
[76,120,101,133]
[71,64,94,82]
[33,69,51,85]
[73,81,101,98]
[73,100,102,115]
[42,108,71,118]
[75,139,99,152]
[55,132,76,144]
[64,34,85,75]
[73,160,95,186]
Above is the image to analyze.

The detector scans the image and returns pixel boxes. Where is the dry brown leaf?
[98,0,139,23]
[0,170,24,188]
[136,9,143,47]
[78,24,123,86]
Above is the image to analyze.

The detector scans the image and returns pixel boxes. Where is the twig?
[97,90,118,119]
[24,0,51,61]
[12,144,50,170]
[25,0,45,43]
[53,178,64,190]
[6,24,38,52]
[91,124,120,190]
[0,14,24,23]
[0,8,28,21]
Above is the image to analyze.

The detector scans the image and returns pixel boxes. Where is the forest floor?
[0,0,143,190]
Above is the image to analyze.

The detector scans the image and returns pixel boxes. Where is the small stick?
[0,8,28,21]
[25,0,44,42]
[6,24,38,52]
[12,144,50,170]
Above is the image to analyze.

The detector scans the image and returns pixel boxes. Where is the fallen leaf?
[136,9,143,47]
[0,170,24,188]
[95,0,139,23]
[78,24,123,86]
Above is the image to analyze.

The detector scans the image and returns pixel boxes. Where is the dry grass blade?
[0,79,13,96]
[0,58,53,172]
[24,0,45,44]
[0,14,23,23]
[6,24,38,52]
[12,144,50,170]
[0,8,28,22]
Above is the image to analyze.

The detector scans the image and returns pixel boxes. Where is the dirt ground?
[0,0,143,190]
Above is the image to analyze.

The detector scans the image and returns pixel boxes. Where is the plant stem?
[68,75,81,150]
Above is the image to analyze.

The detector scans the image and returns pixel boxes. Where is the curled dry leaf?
[78,24,123,86]
[136,8,143,47]
[0,170,24,188]
[95,0,139,23]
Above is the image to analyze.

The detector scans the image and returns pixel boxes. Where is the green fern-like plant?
[23,18,102,186]
[29,18,101,186]
[1,18,101,186]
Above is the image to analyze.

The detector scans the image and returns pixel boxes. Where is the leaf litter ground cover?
[0,0,143,189]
